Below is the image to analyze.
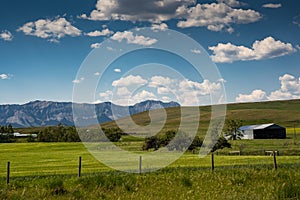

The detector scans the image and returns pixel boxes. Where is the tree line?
[142,119,243,152]
[0,124,15,143]
[142,130,231,153]
[35,125,123,142]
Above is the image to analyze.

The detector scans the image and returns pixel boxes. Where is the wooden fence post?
[211,153,215,171]
[273,151,277,170]
[139,156,142,174]
[6,162,10,185]
[78,156,82,177]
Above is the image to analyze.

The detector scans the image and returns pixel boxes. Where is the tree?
[7,124,14,134]
[158,130,176,147]
[167,131,192,151]
[142,136,160,150]
[142,130,203,152]
[104,128,122,142]
[37,125,80,142]
[142,130,176,151]
[0,126,5,133]
[188,136,203,151]
[223,119,243,140]
[0,124,14,143]
[211,136,231,152]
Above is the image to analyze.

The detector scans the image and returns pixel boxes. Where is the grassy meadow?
[0,140,300,199]
[1,142,300,178]
[0,142,300,199]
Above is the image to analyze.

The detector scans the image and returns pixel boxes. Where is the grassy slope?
[16,99,300,135]
[98,99,300,142]
[101,99,300,130]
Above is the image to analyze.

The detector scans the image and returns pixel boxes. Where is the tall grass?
[1,166,300,199]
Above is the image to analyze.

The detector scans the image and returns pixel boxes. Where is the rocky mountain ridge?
[0,100,180,127]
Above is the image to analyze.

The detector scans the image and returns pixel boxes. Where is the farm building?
[13,132,37,138]
[0,132,37,138]
[239,123,286,139]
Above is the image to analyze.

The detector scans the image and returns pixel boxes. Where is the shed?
[0,132,37,138]
[239,123,286,139]
[13,133,37,138]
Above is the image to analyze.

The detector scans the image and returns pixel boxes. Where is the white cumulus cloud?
[85,28,113,37]
[0,30,13,41]
[111,31,157,46]
[177,2,261,32]
[236,89,267,102]
[116,87,131,96]
[72,77,85,84]
[79,0,195,22]
[217,0,246,7]
[0,73,12,80]
[131,90,157,102]
[99,90,113,101]
[268,74,300,100]
[80,0,261,33]
[98,74,226,106]
[90,43,102,49]
[17,17,81,42]
[149,76,174,88]
[236,74,300,103]
[99,75,226,106]
[262,3,282,9]
[114,68,121,73]
[112,75,147,87]
[209,37,296,63]
[151,23,168,31]
[190,49,201,54]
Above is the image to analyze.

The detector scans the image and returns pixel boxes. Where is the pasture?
[0,142,300,199]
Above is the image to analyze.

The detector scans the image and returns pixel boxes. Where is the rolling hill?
[99,99,300,136]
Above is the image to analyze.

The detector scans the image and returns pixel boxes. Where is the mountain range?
[0,100,180,128]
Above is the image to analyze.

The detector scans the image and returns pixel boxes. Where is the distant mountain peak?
[0,100,180,128]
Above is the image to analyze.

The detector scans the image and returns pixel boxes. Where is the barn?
[239,123,286,139]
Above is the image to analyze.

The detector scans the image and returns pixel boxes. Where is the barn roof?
[239,123,277,131]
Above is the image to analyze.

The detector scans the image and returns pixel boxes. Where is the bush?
[143,130,203,151]
[142,136,160,150]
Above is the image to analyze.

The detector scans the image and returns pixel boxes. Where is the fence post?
[6,162,10,185]
[78,156,82,177]
[211,153,215,171]
[273,151,277,170]
[139,156,142,174]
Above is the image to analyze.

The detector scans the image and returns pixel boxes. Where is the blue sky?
[0,0,300,105]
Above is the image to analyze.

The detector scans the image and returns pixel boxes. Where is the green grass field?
[1,136,300,178]
[0,143,300,199]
